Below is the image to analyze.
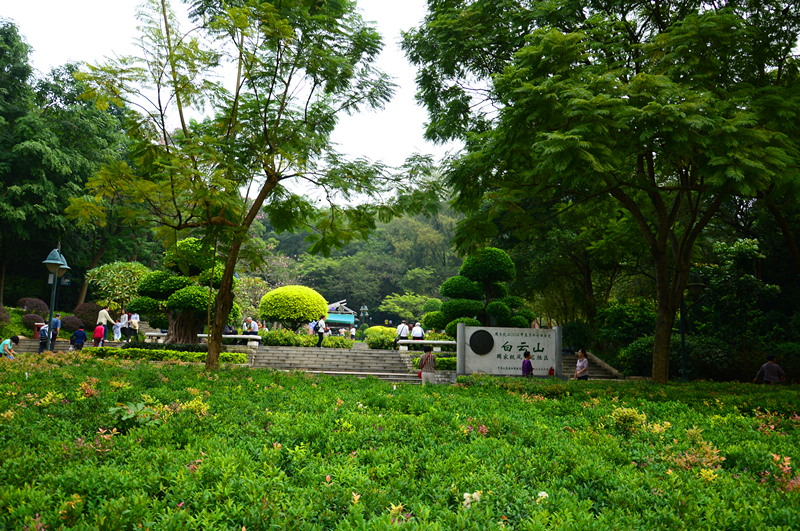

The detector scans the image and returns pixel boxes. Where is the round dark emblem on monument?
[469,330,494,355]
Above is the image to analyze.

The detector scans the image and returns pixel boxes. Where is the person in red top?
[93,324,106,347]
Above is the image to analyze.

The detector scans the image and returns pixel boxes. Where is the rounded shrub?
[166,286,210,313]
[509,315,530,328]
[501,296,525,310]
[422,298,442,313]
[61,315,83,332]
[0,305,10,329]
[199,267,227,289]
[459,247,516,284]
[163,237,214,276]
[148,314,170,330]
[364,325,397,350]
[422,310,448,331]
[486,301,512,322]
[162,276,195,297]
[137,271,175,299]
[128,296,162,316]
[72,302,102,326]
[489,282,509,299]
[22,313,45,330]
[445,317,481,339]
[17,297,49,316]
[439,276,483,300]
[259,285,328,330]
[515,308,536,324]
[441,299,484,321]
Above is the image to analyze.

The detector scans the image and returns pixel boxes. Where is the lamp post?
[42,245,70,352]
[679,276,706,383]
[359,305,369,328]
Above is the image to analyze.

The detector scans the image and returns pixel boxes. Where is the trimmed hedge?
[459,247,516,284]
[83,347,246,364]
[364,325,397,350]
[259,329,355,349]
[445,317,481,339]
[61,316,83,333]
[441,299,484,321]
[439,276,483,300]
[122,342,208,352]
[413,356,456,371]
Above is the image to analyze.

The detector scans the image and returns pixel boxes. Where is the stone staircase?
[561,351,621,380]
[249,346,420,384]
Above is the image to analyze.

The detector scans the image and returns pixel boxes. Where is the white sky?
[1,0,457,168]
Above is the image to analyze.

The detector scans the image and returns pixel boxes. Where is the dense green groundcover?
[1,353,799,530]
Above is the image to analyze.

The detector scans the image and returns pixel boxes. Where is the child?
[93,324,106,347]
[112,321,123,341]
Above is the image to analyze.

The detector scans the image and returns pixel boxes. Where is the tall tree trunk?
[0,255,7,308]
[165,310,204,344]
[76,244,107,306]
[206,176,280,370]
[765,201,800,275]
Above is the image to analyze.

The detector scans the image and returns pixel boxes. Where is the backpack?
[39,325,49,340]
[313,320,320,333]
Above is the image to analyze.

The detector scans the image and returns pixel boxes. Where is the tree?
[85,261,151,308]
[0,22,125,306]
[77,0,427,369]
[404,2,800,383]
[258,285,327,331]
[377,292,433,323]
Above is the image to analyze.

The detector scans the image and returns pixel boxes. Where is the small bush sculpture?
[17,297,49,317]
[61,316,83,332]
[22,313,45,330]
[72,303,103,327]
[259,285,328,331]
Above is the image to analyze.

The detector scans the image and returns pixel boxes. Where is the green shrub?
[259,285,328,330]
[422,298,442,313]
[163,237,214,276]
[501,296,525,310]
[616,334,729,380]
[562,321,594,349]
[489,281,509,299]
[439,276,483,300]
[166,285,209,313]
[136,270,175,299]
[515,308,536,324]
[83,347,246,364]
[425,331,456,352]
[445,317,481,339]
[364,325,397,349]
[441,299,484,321]
[421,310,448,331]
[122,342,208,353]
[509,315,529,328]
[597,298,657,354]
[459,247,516,284]
[198,266,226,289]
[486,301,511,323]
[413,356,456,370]
[611,407,646,437]
[258,329,354,348]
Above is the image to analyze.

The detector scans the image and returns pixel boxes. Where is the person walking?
[96,306,116,342]
[419,345,437,386]
[394,320,409,349]
[410,322,425,351]
[754,355,786,384]
[575,348,589,380]
[350,325,356,340]
[130,311,140,342]
[119,310,133,342]
[38,323,50,353]
[50,313,61,351]
[70,326,87,351]
[1,335,19,359]
[93,323,106,347]
[522,350,533,377]
[315,315,326,347]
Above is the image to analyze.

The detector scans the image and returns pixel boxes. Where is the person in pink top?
[575,348,589,380]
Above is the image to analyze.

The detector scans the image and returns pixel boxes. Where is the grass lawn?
[1,352,799,530]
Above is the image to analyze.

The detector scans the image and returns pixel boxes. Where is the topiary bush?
[166,286,209,314]
[259,285,328,331]
[515,308,536,324]
[422,310,448,331]
[22,313,45,330]
[198,267,226,289]
[439,276,483,300]
[501,296,525,310]
[486,301,512,323]
[459,247,516,285]
[364,326,397,349]
[616,334,730,380]
[422,298,442,313]
[441,299,484,321]
[17,297,49,317]
[61,316,83,333]
[445,317,481,339]
[509,315,530,328]
[72,303,103,327]
[137,271,176,299]
[163,237,215,276]
[0,305,9,329]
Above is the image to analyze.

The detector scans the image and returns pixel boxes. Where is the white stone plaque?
[462,326,560,377]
